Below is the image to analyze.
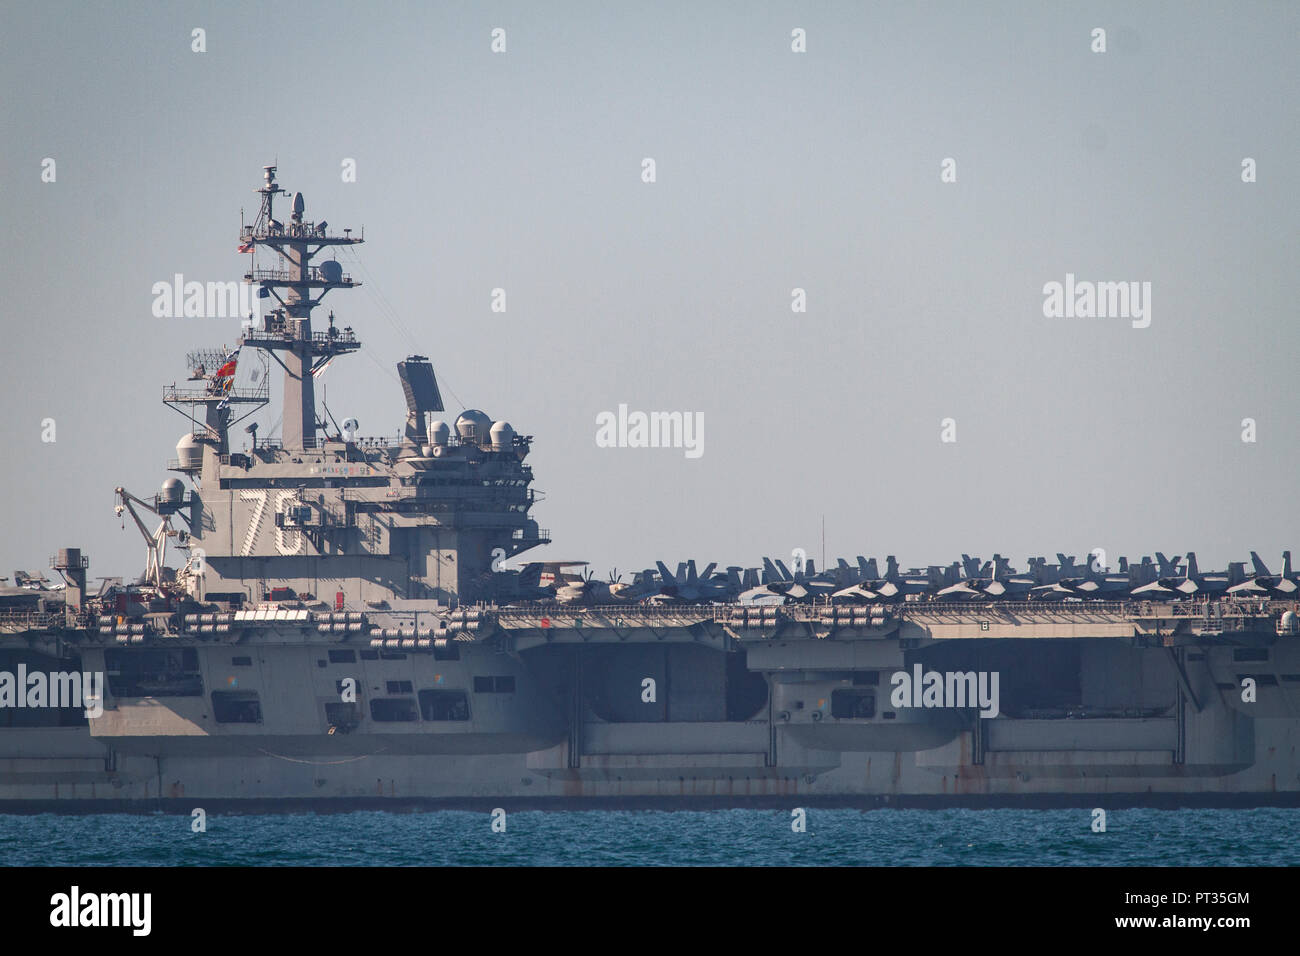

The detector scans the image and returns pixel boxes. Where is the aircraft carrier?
[2,167,1298,810]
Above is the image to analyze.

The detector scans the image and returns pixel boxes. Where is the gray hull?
[2,603,1297,810]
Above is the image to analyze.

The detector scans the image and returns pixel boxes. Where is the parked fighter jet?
[934,554,1030,599]
[1071,555,1136,598]
[755,557,822,602]
[1229,551,1298,596]
[1130,553,1187,600]
[880,556,938,598]
[655,560,735,602]
[1174,552,1242,597]
[1030,554,1090,598]
[609,569,668,603]
[12,570,55,590]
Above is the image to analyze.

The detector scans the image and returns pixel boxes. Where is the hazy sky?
[1,1,1296,583]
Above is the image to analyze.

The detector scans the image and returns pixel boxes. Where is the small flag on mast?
[211,346,241,408]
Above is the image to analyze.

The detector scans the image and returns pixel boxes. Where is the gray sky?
[1,1,1296,583]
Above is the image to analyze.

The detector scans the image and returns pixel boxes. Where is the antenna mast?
[238,165,364,450]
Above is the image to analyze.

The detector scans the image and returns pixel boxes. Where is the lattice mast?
[239,165,363,450]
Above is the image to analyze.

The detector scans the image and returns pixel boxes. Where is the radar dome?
[428,421,450,446]
[160,478,185,505]
[175,434,202,472]
[456,410,492,444]
[319,260,343,283]
[489,421,514,451]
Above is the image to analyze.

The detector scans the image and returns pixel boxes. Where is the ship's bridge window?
[1233,648,1269,662]
[473,676,516,693]
[329,649,356,664]
[231,655,253,667]
[380,651,407,660]
[831,689,876,719]
[211,690,263,723]
[360,649,379,661]
[386,680,414,694]
[419,689,469,721]
[369,697,418,722]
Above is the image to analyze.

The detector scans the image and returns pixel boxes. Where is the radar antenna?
[237,166,364,450]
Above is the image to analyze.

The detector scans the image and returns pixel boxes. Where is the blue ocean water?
[1,807,1295,866]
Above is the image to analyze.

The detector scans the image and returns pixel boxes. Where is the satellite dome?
[160,478,185,505]
[319,260,343,283]
[428,421,450,445]
[489,421,514,451]
[175,434,202,472]
[456,410,492,444]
